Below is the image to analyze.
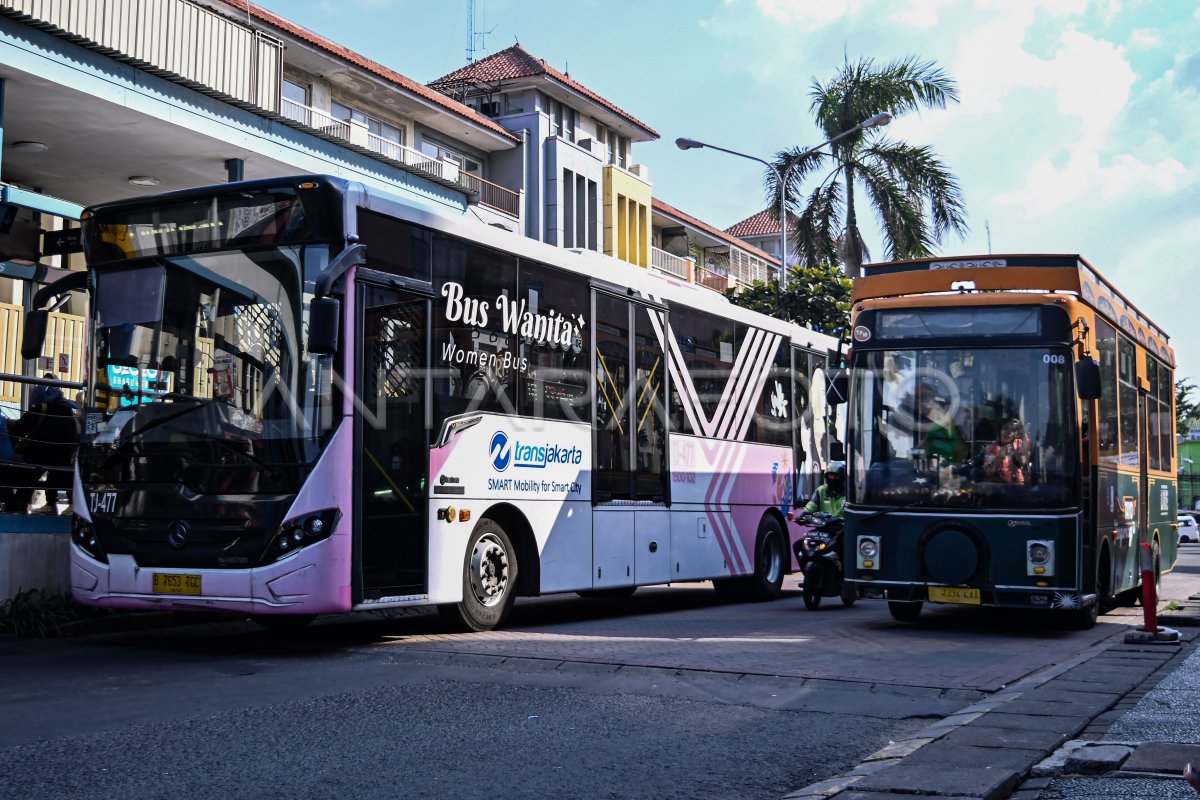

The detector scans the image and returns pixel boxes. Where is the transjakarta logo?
[489,430,582,472]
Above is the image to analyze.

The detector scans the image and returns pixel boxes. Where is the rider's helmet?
[825,461,846,495]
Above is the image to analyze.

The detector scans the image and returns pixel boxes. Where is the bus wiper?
[98,399,206,468]
[190,434,277,479]
[861,497,929,522]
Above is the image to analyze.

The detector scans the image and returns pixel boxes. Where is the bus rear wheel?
[252,614,316,631]
[439,519,518,632]
[888,601,922,622]
[712,515,786,603]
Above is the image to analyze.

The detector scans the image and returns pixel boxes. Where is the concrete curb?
[782,625,1195,800]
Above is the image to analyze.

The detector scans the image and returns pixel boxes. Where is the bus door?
[591,288,670,587]
[355,282,430,601]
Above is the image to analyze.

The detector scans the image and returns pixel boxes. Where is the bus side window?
[1095,318,1118,460]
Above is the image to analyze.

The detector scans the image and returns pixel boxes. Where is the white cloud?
[1128,28,1162,49]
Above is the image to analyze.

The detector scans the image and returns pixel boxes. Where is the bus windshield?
[849,347,1076,510]
[80,244,334,490]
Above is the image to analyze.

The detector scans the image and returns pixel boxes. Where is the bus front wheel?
[888,601,922,622]
[439,518,518,632]
[252,614,316,631]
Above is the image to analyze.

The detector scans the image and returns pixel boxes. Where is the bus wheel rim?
[470,533,510,607]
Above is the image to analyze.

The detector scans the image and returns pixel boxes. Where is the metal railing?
[694,263,730,293]
[651,247,691,281]
[281,97,350,139]
[460,173,521,218]
[279,98,521,220]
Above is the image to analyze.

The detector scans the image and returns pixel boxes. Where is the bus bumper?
[850,580,1094,612]
[69,537,350,615]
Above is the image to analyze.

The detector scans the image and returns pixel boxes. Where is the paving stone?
[900,743,1046,772]
[1123,742,1200,774]
[852,763,1021,800]
[1001,698,1112,717]
[1064,743,1133,774]
[1023,688,1123,705]
[835,794,980,800]
[982,711,1091,735]
[941,723,1072,753]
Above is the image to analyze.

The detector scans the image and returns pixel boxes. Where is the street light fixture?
[676,111,892,291]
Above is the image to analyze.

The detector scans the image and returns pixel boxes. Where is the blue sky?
[253,0,1199,385]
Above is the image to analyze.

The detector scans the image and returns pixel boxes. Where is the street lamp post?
[676,112,892,291]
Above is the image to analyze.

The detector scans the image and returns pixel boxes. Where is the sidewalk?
[783,593,1200,800]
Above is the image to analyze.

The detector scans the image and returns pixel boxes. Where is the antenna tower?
[466,0,475,63]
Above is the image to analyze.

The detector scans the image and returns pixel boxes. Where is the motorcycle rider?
[789,461,847,521]
[787,461,852,608]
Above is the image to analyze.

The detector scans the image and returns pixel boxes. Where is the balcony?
[650,247,692,281]
[279,99,520,220]
[281,98,350,139]
[694,262,730,293]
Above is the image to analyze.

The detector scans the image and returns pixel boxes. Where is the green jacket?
[804,484,846,517]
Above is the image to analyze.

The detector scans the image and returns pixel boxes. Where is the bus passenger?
[982,418,1030,484]
[918,388,967,463]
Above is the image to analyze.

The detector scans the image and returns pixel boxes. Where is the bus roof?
[853,253,1173,364]
[84,174,841,357]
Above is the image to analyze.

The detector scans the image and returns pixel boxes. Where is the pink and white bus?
[31,176,840,630]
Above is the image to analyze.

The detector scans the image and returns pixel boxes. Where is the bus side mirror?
[826,370,848,405]
[308,296,341,355]
[1075,358,1101,400]
[21,309,48,360]
[829,440,846,462]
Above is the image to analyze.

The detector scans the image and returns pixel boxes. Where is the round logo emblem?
[852,325,872,342]
[167,521,189,550]
[489,431,512,472]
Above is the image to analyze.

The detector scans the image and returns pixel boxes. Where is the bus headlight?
[72,517,108,563]
[1027,540,1054,576]
[265,509,341,563]
[857,535,880,571]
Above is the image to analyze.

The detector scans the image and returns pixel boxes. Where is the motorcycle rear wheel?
[840,586,856,607]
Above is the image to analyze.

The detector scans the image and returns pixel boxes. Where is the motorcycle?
[792,512,856,610]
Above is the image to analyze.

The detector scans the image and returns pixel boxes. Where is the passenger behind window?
[982,418,1031,484]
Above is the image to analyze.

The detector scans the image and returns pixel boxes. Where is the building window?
[596,126,628,167]
[331,100,404,146]
[548,100,576,142]
[282,78,308,106]
[478,97,505,117]
[419,138,481,176]
[281,79,310,125]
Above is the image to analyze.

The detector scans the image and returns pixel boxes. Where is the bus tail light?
[857,536,880,571]
[1027,540,1054,576]
[267,509,340,562]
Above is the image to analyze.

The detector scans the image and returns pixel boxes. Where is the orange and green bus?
[831,255,1177,628]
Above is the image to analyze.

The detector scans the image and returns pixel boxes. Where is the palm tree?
[769,56,968,276]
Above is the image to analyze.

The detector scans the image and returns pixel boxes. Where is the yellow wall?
[0,303,87,405]
[602,165,652,268]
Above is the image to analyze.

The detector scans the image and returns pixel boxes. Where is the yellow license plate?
[152,573,202,596]
[929,585,980,605]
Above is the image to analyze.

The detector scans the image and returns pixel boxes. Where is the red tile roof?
[226,1,517,143]
[429,44,659,139]
[726,208,780,238]
[652,198,780,266]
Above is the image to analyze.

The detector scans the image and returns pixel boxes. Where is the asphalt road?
[2,545,1196,800]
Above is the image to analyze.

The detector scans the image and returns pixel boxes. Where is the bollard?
[1138,542,1157,633]
[1124,540,1178,644]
